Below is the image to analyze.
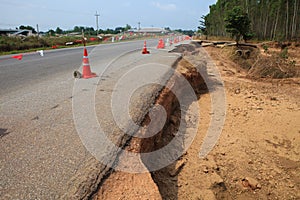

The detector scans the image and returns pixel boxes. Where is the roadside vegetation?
[0,36,104,55]
[197,0,300,79]
[199,0,299,41]
[0,25,132,55]
[1,36,80,52]
[0,25,194,55]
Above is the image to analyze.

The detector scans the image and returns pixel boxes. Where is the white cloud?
[151,2,177,11]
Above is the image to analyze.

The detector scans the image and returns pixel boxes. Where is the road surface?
[0,39,182,199]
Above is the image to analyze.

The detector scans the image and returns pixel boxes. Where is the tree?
[115,27,125,33]
[174,29,194,36]
[125,24,132,31]
[198,15,208,35]
[56,27,63,34]
[114,25,132,33]
[85,27,96,35]
[291,0,298,38]
[73,26,85,33]
[19,25,37,33]
[48,29,55,36]
[225,6,251,44]
[203,0,300,41]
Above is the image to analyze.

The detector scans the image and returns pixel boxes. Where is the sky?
[0,0,217,31]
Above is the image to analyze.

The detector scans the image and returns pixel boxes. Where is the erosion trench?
[92,43,211,200]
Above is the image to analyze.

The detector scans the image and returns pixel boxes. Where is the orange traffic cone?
[174,37,178,44]
[157,39,161,49]
[81,47,97,79]
[157,39,165,49]
[11,54,23,60]
[142,41,150,54]
[161,39,165,48]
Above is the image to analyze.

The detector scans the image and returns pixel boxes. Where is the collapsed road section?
[62,42,210,199]
[93,44,209,200]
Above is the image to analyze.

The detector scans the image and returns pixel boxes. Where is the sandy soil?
[93,45,300,200]
[172,46,300,200]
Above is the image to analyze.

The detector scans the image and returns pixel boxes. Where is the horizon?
[0,25,198,32]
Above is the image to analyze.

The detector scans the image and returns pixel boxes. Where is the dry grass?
[219,42,300,79]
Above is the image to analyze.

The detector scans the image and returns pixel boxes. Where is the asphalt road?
[0,39,182,199]
[0,40,158,98]
[0,46,87,95]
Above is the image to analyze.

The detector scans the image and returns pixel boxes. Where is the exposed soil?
[193,46,300,199]
[93,43,300,200]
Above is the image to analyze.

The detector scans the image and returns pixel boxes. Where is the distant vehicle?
[65,42,74,45]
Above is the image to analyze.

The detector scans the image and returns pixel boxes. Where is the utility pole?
[95,11,100,36]
[138,22,141,30]
[36,24,39,37]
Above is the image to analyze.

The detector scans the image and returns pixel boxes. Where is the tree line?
[200,0,299,41]
[18,25,195,37]
[52,24,132,35]
[18,24,133,36]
